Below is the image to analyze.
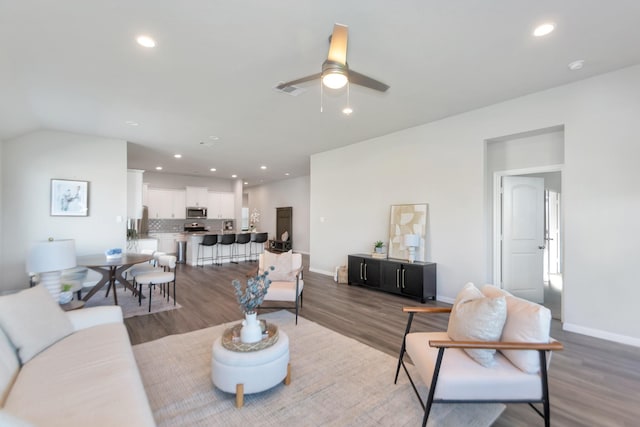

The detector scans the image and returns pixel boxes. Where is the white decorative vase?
[240,312,262,343]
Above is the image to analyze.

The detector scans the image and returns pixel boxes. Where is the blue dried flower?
[231,267,274,314]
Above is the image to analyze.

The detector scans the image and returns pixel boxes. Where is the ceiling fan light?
[322,71,348,89]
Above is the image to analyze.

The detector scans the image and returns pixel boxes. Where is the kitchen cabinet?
[149,233,181,254]
[348,254,436,302]
[147,188,186,219]
[185,186,209,207]
[347,255,381,288]
[207,191,234,219]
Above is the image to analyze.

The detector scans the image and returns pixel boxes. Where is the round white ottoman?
[211,330,290,407]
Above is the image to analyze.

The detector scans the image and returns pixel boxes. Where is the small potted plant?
[59,283,74,304]
[374,240,385,254]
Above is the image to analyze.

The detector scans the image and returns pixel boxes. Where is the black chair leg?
[148,284,153,312]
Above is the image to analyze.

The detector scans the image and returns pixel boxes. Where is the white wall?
[143,171,234,192]
[1,130,127,293]
[310,64,640,346]
[244,176,310,254]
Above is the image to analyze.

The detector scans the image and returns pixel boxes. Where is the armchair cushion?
[262,250,297,282]
[447,283,507,367]
[481,285,551,374]
[0,286,73,364]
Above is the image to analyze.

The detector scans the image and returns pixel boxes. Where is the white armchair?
[395,283,563,427]
[258,250,304,324]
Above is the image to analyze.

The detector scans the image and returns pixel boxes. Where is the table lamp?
[404,234,420,263]
[26,239,76,302]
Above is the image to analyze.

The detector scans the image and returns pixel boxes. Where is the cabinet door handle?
[364,264,368,281]
[402,269,406,289]
[360,263,363,280]
[396,269,400,288]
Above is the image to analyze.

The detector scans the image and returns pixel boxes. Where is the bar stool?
[249,232,268,262]
[234,233,251,262]
[218,233,236,264]
[197,234,218,267]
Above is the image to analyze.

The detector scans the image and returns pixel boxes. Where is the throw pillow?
[0,285,74,364]
[481,284,552,373]
[447,282,507,367]
[264,250,296,281]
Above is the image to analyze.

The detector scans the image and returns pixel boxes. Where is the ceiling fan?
[276,23,390,93]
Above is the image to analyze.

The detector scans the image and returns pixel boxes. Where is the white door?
[501,176,545,302]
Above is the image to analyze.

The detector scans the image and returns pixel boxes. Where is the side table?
[211,330,290,408]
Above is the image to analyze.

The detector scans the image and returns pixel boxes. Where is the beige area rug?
[84,283,181,318]
[133,311,504,426]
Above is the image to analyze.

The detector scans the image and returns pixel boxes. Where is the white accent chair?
[134,255,177,312]
[258,251,304,324]
[395,284,563,427]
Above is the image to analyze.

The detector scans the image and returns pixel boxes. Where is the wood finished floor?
[125,256,640,426]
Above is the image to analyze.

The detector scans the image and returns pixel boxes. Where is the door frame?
[492,164,563,293]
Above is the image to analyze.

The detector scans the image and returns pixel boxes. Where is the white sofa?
[0,286,155,427]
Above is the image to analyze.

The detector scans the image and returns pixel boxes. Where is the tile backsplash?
[148,219,231,233]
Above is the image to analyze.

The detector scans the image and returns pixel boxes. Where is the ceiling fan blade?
[349,69,390,92]
[276,73,322,89]
[327,24,348,65]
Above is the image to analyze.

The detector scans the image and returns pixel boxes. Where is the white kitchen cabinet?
[149,233,181,254]
[207,191,235,219]
[185,186,209,207]
[147,188,186,219]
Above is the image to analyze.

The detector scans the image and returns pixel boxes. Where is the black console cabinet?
[348,254,436,303]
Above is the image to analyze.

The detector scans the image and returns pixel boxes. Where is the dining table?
[77,253,154,305]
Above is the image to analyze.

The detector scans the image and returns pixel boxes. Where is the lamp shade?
[26,239,76,273]
[404,234,420,248]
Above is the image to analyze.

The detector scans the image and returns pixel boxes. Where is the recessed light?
[533,23,555,37]
[284,173,290,176]
[210,168,217,172]
[244,182,248,185]
[231,174,237,178]
[209,135,220,140]
[136,35,156,48]
[174,154,182,159]
[568,60,585,71]
[260,165,267,170]
[155,166,163,171]
[125,120,139,126]
[342,107,353,115]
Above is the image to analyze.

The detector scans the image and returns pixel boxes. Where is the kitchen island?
[184,232,263,266]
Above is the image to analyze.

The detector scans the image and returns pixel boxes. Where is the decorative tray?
[221,321,279,352]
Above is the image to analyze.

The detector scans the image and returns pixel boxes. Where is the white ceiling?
[1,1,639,186]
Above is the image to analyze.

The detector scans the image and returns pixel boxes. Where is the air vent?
[273,83,307,96]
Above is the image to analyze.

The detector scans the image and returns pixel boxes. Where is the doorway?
[493,167,563,320]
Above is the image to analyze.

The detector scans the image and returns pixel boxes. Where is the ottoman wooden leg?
[284,362,292,386]
[236,384,244,408]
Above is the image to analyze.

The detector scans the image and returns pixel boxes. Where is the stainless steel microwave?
[186,207,207,218]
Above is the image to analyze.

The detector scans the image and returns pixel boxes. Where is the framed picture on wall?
[51,179,89,216]
[388,203,428,262]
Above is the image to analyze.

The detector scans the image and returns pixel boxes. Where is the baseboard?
[437,295,455,304]
[563,322,640,348]
[309,268,335,277]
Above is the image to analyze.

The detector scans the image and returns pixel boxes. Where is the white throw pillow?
[263,250,296,281]
[481,284,551,374]
[0,285,73,364]
[447,283,507,367]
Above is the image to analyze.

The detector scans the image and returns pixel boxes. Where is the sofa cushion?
[481,285,552,374]
[406,331,542,400]
[0,328,20,407]
[4,322,155,427]
[447,283,507,367]
[0,286,73,364]
[0,410,35,427]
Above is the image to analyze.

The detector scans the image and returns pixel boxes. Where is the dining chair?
[134,255,177,312]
